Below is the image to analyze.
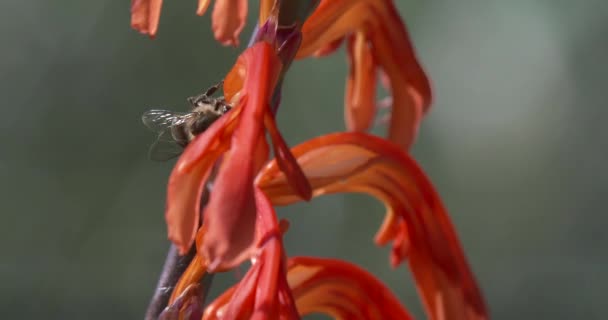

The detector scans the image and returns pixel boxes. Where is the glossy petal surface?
[257,132,488,320]
[288,257,413,320]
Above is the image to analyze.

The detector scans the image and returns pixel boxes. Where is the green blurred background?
[2,1,606,319]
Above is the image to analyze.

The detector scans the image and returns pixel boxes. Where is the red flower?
[257,133,488,320]
[201,190,415,319]
[292,0,432,150]
[201,189,299,319]
[168,132,487,319]
[165,41,311,271]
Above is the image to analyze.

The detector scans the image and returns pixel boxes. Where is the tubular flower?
[166,41,311,271]
[130,0,248,45]
[201,189,300,320]
[256,132,488,320]
[172,189,414,320]
[288,0,432,150]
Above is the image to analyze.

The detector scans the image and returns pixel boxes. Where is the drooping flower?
[166,40,311,271]
[256,132,488,320]
[168,132,487,319]
[200,188,299,319]
[169,187,414,320]
[264,0,433,150]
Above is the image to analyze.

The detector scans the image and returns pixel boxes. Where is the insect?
[142,82,232,161]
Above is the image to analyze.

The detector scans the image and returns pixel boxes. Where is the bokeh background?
[2,1,606,319]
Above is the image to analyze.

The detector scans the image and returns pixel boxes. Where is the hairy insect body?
[142,82,232,161]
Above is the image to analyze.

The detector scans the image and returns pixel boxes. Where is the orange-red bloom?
[168,132,487,319]
[165,41,311,271]
[282,0,432,150]
[170,187,415,320]
[257,132,488,320]
[131,0,248,44]
[201,189,299,320]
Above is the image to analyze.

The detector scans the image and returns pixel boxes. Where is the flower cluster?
[132,0,488,319]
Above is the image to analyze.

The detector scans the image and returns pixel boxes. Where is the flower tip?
[196,0,211,16]
[210,0,247,47]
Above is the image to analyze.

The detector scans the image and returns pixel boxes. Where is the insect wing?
[147,130,185,161]
[142,109,192,161]
[141,109,191,133]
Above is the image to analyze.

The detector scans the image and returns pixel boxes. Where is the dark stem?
[144,245,196,320]
[144,173,216,320]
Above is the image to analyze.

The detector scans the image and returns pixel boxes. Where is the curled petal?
[288,257,413,319]
[297,0,432,149]
[345,32,377,132]
[264,112,312,200]
[312,37,344,57]
[130,0,163,37]
[257,132,488,320]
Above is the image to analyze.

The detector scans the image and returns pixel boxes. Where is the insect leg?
[204,80,224,97]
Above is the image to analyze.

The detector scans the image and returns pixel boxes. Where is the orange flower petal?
[345,31,377,132]
[288,256,413,319]
[210,0,248,47]
[198,111,260,270]
[130,0,163,37]
[297,0,432,150]
[264,112,312,201]
[257,132,488,320]
[198,42,282,270]
[165,107,241,255]
[312,37,344,57]
[170,244,207,304]
[160,283,204,320]
[258,0,274,25]
[202,189,298,320]
[196,0,212,16]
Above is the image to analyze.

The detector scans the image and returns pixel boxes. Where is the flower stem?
[144,245,196,320]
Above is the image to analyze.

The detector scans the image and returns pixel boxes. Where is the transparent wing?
[147,130,185,161]
[141,109,192,133]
